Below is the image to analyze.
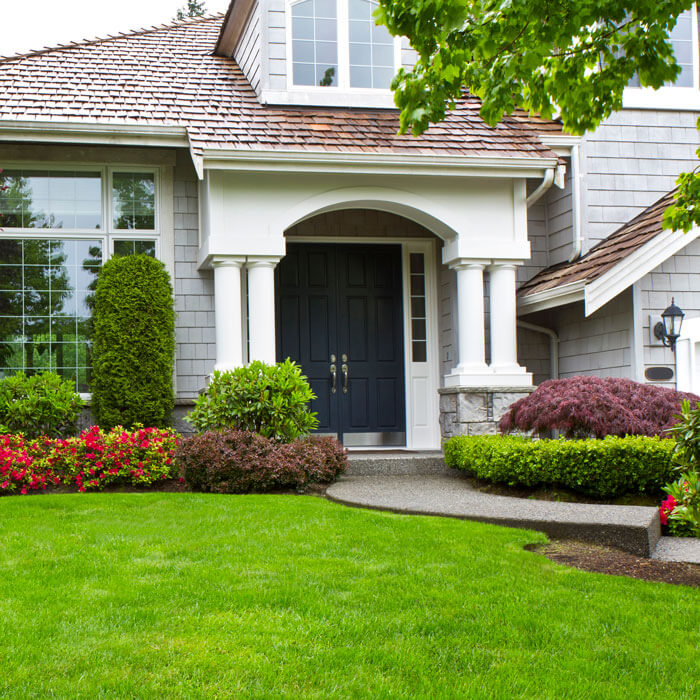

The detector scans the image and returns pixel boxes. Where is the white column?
[488,263,531,385]
[212,257,246,371]
[444,261,491,387]
[247,256,281,364]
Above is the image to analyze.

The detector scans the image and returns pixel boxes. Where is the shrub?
[498,376,700,438]
[91,254,175,429]
[187,360,318,442]
[0,371,83,438]
[444,434,676,499]
[666,399,700,471]
[0,426,178,495]
[662,471,700,538]
[176,429,347,494]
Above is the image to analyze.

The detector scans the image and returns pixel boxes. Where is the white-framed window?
[0,165,161,394]
[287,0,400,91]
[624,5,700,109]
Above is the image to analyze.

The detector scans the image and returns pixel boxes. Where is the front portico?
[199,159,546,447]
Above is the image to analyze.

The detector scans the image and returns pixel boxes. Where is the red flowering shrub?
[499,376,700,438]
[176,430,347,494]
[0,426,179,496]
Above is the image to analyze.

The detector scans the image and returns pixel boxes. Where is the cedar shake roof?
[519,189,677,298]
[0,15,559,162]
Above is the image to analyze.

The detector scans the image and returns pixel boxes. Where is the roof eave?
[0,119,190,148]
[517,280,586,315]
[518,225,700,317]
[200,147,560,176]
[584,225,700,315]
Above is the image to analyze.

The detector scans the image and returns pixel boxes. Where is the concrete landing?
[327,473,661,557]
[346,451,449,477]
[652,536,700,564]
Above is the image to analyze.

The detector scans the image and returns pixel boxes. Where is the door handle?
[330,363,337,394]
[341,362,349,393]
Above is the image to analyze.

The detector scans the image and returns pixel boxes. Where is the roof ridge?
[0,12,225,64]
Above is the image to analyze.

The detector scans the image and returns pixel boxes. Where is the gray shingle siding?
[579,109,700,252]
[234,1,262,94]
[518,291,633,381]
[173,151,216,400]
[638,237,700,389]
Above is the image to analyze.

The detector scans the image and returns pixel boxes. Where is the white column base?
[444,367,532,388]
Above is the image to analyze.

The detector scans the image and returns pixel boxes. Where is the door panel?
[276,242,405,444]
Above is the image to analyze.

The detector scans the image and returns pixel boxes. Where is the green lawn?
[0,494,698,699]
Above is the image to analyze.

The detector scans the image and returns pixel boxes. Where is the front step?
[346,451,449,477]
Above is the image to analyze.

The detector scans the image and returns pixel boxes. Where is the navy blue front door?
[276,243,406,446]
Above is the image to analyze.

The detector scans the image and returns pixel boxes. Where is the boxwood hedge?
[444,434,676,499]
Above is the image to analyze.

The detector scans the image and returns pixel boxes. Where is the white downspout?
[526,167,556,207]
[568,142,583,262]
[517,320,559,380]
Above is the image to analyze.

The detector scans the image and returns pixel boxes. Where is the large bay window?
[0,166,160,394]
[289,0,398,90]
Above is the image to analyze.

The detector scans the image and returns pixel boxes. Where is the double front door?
[275,243,406,446]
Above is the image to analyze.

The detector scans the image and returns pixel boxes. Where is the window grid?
[292,0,338,87]
[409,252,427,363]
[348,0,394,88]
[0,238,101,393]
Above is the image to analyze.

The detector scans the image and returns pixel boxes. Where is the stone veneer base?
[438,385,535,439]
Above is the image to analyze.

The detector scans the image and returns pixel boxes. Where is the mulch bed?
[529,539,700,589]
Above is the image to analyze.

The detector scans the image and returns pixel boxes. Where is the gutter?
[517,320,559,380]
[201,148,559,176]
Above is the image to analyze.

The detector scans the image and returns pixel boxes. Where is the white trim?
[0,119,189,147]
[517,280,586,314]
[631,281,645,382]
[401,240,440,448]
[261,88,397,108]
[201,148,558,176]
[676,316,700,393]
[622,86,700,110]
[585,226,700,315]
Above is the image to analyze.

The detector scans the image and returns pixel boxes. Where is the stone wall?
[438,387,534,439]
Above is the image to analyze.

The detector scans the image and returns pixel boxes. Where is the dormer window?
[291,0,338,87]
[289,0,398,90]
[624,5,700,109]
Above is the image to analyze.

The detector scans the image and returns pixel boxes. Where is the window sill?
[623,86,700,111]
[261,88,398,110]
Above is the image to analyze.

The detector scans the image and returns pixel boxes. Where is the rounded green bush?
[91,254,175,429]
[187,360,318,442]
[0,371,83,438]
[444,434,676,499]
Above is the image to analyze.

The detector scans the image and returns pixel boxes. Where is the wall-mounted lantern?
[653,298,685,351]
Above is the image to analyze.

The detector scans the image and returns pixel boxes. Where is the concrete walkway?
[327,471,676,559]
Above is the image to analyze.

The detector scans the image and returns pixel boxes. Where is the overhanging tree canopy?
[376,0,700,230]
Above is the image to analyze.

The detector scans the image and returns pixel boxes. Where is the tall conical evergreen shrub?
[91,254,175,428]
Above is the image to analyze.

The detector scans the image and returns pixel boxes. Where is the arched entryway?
[276,209,441,448]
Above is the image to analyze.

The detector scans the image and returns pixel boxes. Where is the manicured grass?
[1,494,698,699]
